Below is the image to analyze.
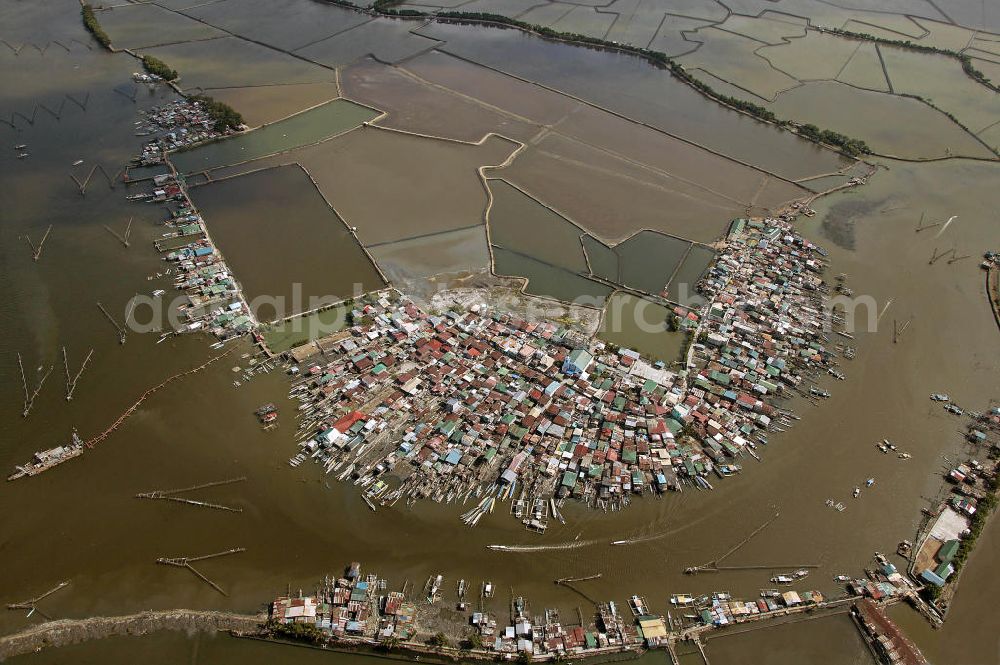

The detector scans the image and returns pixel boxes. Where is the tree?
[378,636,402,652]
[462,631,483,651]
[427,631,450,649]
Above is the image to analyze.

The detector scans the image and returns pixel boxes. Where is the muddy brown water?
[1,2,999,664]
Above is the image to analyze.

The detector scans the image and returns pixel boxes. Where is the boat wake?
[487,539,599,552]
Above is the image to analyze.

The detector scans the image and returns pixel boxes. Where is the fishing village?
[251,554,938,665]
[279,216,848,527]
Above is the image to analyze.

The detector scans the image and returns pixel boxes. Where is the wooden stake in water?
[63,346,94,400]
[97,301,127,344]
[103,217,132,247]
[155,548,246,596]
[6,581,70,620]
[19,353,53,418]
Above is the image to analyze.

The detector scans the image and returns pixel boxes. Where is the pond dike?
[0,610,264,660]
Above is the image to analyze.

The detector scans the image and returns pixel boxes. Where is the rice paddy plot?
[400,50,582,127]
[370,225,492,283]
[491,246,613,306]
[97,3,226,49]
[547,6,617,39]
[679,27,800,101]
[766,80,996,159]
[835,42,890,93]
[486,179,590,274]
[582,235,619,283]
[295,18,442,67]
[182,0,371,52]
[418,21,849,179]
[143,37,333,90]
[170,98,377,174]
[341,59,539,144]
[599,293,686,364]
[646,15,714,56]
[879,46,1000,137]
[197,83,342,128]
[715,14,808,45]
[188,164,385,322]
[758,31,865,82]
[613,231,691,297]
[503,135,743,245]
[664,243,714,303]
[262,304,350,354]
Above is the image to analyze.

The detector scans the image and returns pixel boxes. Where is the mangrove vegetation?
[141,55,178,81]
[189,94,245,132]
[81,3,111,50]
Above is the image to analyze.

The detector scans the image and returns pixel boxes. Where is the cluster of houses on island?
[282,217,846,528]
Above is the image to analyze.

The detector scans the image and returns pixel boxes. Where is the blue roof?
[444,450,462,465]
[920,569,946,587]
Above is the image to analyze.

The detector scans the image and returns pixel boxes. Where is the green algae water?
[171,98,378,174]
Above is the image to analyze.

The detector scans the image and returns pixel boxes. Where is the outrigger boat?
[426,574,443,603]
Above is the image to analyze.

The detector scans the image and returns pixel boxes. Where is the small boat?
[72,159,83,166]
[853,487,861,498]
[457,579,466,599]
[825,498,835,507]
[793,569,810,579]
[14,144,26,150]
[835,502,846,512]
[930,393,950,402]
[482,581,494,598]
[865,478,875,487]
[834,575,851,583]
[17,152,29,159]
[670,594,695,607]
[898,452,912,460]
[152,289,165,297]
[629,595,648,616]
[771,575,793,585]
